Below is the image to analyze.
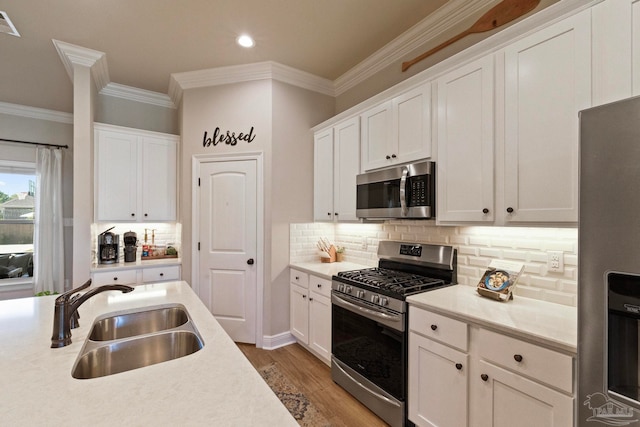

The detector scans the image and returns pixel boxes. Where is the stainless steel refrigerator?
[579,95,640,426]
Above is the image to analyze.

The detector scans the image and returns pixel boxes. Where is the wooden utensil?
[401,0,541,72]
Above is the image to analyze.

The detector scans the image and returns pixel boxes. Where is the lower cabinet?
[289,268,332,364]
[408,305,574,427]
[91,264,181,286]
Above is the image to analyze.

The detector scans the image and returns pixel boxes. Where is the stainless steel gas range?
[331,241,456,427]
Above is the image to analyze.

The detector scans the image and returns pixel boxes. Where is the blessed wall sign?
[202,126,256,147]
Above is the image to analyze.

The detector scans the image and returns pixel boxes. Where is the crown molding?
[169,61,335,105]
[0,101,73,124]
[100,83,176,109]
[334,0,499,96]
[52,39,110,92]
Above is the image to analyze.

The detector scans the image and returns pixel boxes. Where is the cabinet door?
[394,83,432,164]
[473,360,573,427]
[313,128,334,222]
[308,291,331,362]
[504,11,591,223]
[290,283,309,344]
[333,117,360,222]
[95,128,138,221]
[436,56,494,223]
[361,101,393,171]
[141,136,177,221]
[409,332,468,427]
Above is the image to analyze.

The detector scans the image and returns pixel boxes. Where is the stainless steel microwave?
[356,161,435,219]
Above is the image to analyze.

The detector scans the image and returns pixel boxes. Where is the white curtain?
[33,147,64,294]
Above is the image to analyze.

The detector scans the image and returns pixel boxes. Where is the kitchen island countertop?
[0,281,297,426]
[407,284,577,354]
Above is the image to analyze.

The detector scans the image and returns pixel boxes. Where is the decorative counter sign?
[203,126,256,147]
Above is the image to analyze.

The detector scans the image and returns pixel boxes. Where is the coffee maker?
[123,231,137,263]
[98,227,119,264]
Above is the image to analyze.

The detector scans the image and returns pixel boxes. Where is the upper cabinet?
[313,117,360,222]
[503,11,591,224]
[361,83,432,171]
[436,56,495,223]
[94,123,178,222]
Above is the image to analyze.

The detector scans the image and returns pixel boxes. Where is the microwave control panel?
[408,175,428,206]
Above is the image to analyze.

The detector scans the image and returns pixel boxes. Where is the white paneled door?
[198,159,257,343]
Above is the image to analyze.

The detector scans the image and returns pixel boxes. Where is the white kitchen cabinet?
[289,269,331,364]
[94,123,178,222]
[409,331,469,427]
[361,83,431,171]
[503,11,591,223]
[436,56,495,223]
[92,264,181,286]
[408,305,574,427]
[313,117,360,222]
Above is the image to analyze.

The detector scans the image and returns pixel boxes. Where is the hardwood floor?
[237,343,391,427]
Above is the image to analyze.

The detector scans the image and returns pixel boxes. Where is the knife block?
[320,245,337,263]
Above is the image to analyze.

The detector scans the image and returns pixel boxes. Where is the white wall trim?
[261,332,296,350]
[169,61,335,105]
[334,0,500,96]
[52,39,110,92]
[191,151,265,348]
[100,82,176,109]
[0,101,73,124]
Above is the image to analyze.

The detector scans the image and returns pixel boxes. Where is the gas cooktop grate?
[337,267,444,295]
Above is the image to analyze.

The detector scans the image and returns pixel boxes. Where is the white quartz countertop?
[91,257,182,272]
[0,281,297,426]
[289,261,371,279]
[407,285,577,354]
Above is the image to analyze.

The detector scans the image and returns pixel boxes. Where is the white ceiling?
[0,0,555,114]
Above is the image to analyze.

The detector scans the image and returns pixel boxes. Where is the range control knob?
[380,297,389,307]
[371,295,380,304]
[337,284,344,292]
[357,290,365,298]
[345,286,353,294]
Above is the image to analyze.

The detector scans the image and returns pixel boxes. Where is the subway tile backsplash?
[290,222,578,307]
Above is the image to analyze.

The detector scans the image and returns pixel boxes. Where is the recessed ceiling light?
[0,11,20,37]
[237,34,255,48]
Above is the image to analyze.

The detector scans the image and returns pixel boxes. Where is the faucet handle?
[55,279,92,304]
[69,294,81,329]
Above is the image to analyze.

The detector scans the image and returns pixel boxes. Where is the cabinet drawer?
[309,275,331,298]
[92,269,138,286]
[142,265,180,283]
[477,328,573,393]
[290,269,309,288]
[409,307,468,352]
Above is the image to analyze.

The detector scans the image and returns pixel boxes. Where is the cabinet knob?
[302,294,307,299]
[131,213,135,217]
[482,208,489,214]
[514,354,523,363]
[113,277,118,281]
[455,363,463,370]
[327,212,331,216]
[386,155,391,160]
[144,213,148,217]
[430,324,437,331]
[160,273,164,277]
[309,297,314,301]
[317,283,322,288]
[391,154,397,159]
[506,207,514,213]
[481,374,489,382]
[295,276,299,280]
[335,212,339,216]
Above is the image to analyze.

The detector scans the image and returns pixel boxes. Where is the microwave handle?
[400,168,408,216]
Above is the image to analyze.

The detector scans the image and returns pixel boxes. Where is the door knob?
[247,258,254,265]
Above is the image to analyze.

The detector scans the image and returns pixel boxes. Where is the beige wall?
[179,78,333,338]
[96,95,179,135]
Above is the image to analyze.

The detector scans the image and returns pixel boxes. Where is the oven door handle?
[332,293,402,323]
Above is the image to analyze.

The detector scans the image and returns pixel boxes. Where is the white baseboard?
[261,331,296,350]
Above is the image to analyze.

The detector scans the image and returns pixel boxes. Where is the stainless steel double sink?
[71,303,204,379]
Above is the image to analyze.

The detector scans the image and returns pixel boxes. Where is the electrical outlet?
[547,251,564,273]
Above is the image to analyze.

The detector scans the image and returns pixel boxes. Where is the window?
[0,161,35,282]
